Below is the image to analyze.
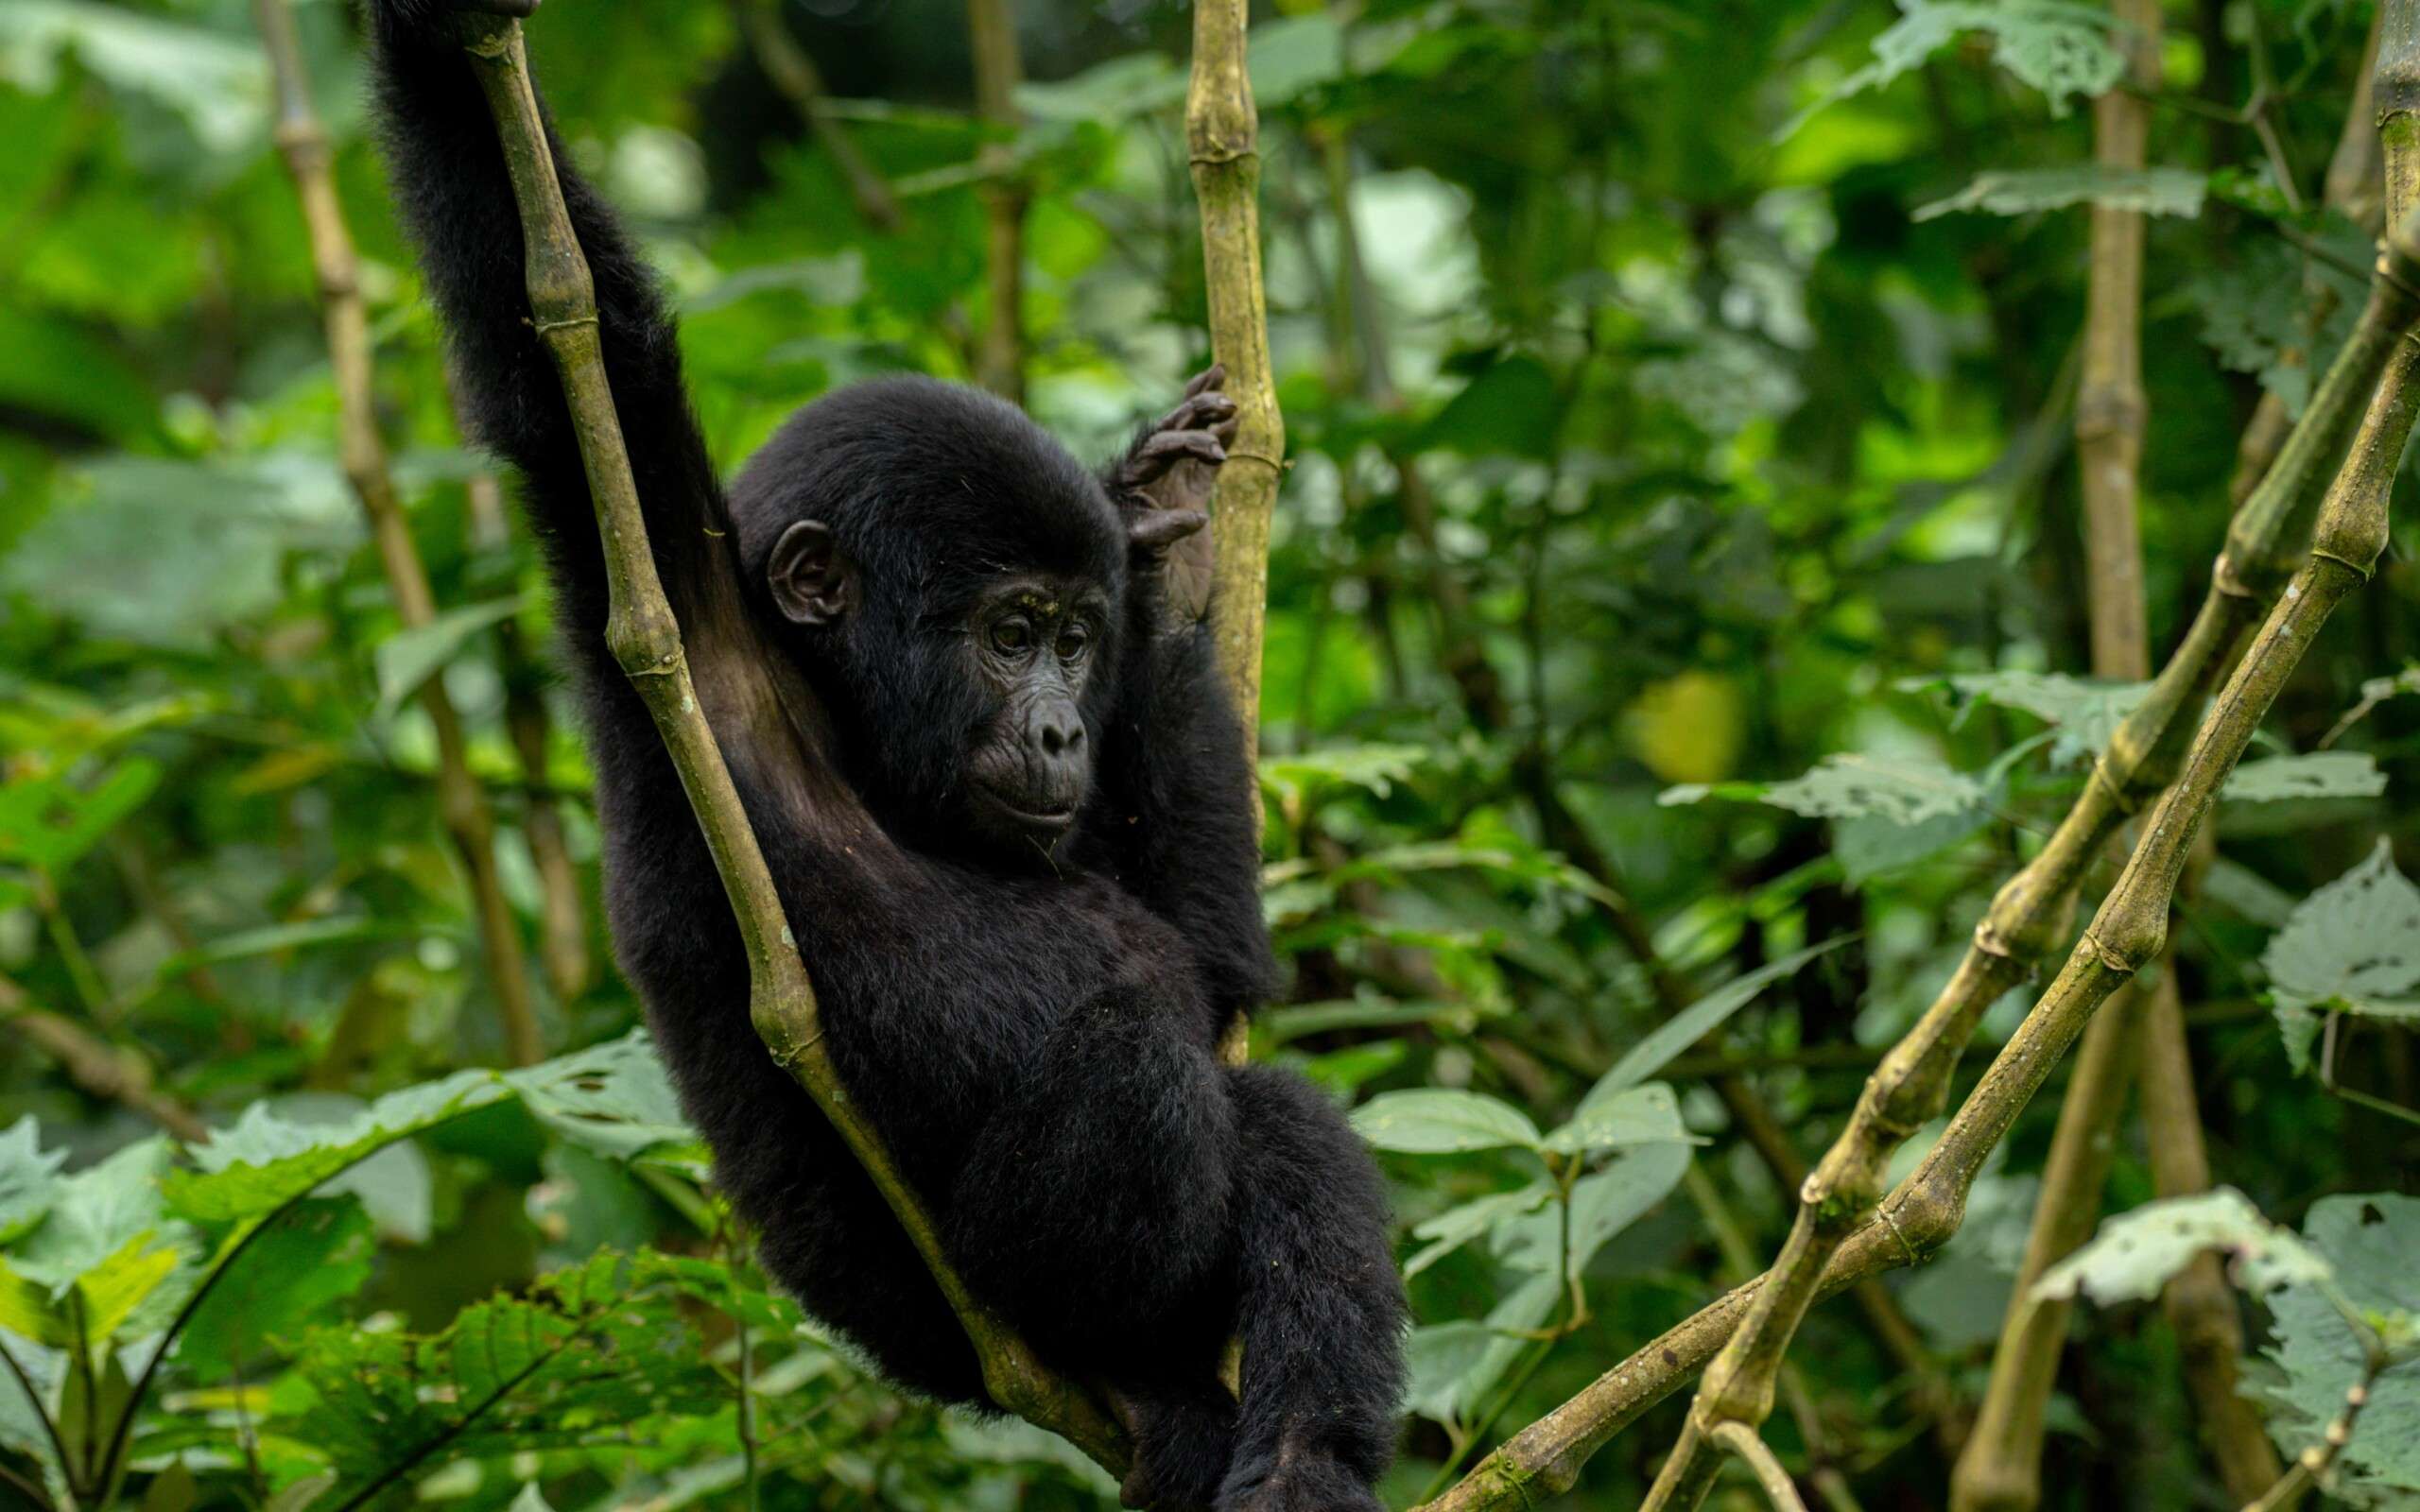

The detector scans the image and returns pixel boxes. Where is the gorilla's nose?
[1035,707,1085,760]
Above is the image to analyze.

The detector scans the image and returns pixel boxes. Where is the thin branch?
[730,0,900,232]
[1709,1423,1811,1512]
[0,977,208,1142]
[449,370,594,1004]
[968,0,1026,404]
[253,0,544,1065]
[442,10,1129,1474]
[1415,196,2420,1512]
[1187,0,1284,746]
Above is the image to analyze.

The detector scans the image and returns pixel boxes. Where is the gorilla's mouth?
[976,785,1078,836]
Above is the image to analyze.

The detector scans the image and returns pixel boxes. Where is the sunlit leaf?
[2221,751,2386,805]
[2034,1189,2331,1307]
[1351,1090,1543,1155]
[1914,165,2205,221]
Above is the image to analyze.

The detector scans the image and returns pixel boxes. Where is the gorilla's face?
[954,574,1110,845]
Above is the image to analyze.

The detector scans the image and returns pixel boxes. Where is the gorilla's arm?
[1095,374,1280,1027]
[367,5,734,671]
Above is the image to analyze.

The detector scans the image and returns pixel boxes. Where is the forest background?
[0,0,2416,1508]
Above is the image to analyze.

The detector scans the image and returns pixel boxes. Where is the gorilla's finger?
[1124,429,1228,485]
[1154,391,1236,437]
[1182,363,1228,400]
[1129,508,1209,551]
[1211,415,1239,449]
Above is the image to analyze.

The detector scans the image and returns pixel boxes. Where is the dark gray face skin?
[959,574,1108,843]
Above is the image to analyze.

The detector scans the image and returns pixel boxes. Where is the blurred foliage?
[2,0,2419,1506]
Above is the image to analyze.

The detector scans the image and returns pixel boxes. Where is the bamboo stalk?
[446,10,1127,1472]
[1416,199,2420,1512]
[730,0,900,232]
[968,0,1026,404]
[451,371,594,1004]
[254,0,544,1066]
[1186,0,1283,739]
[1950,4,2178,1503]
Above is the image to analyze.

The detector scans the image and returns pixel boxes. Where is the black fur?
[364,9,1404,1508]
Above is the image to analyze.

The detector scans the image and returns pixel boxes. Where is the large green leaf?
[166,1072,508,1227]
[173,1199,373,1383]
[0,1117,65,1246]
[1789,0,2122,134]
[2262,843,2420,1072]
[281,1251,723,1488]
[1351,1090,1543,1156]
[2258,1194,2420,1506]
[504,1032,700,1164]
[1540,1082,1693,1157]
[1404,1183,1553,1279]
[1495,1142,1693,1282]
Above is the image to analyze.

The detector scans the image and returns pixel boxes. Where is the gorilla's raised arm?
[368,2,732,668]
[1093,373,1279,1027]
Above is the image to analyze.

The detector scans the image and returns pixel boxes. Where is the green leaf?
[372,598,523,720]
[1495,1141,1693,1281]
[2263,842,2420,1072]
[1788,0,2122,135]
[504,1031,699,1163]
[0,758,162,873]
[1663,752,1985,827]
[1247,14,1342,108]
[1351,1090,1543,1155]
[1401,1270,1559,1427]
[280,1251,724,1486]
[0,1235,184,1347]
[167,1071,508,1226]
[0,1117,66,1246]
[1258,744,1428,809]
[2221,752,2386,804]
[0,0,270,154]
[2033,1189,2331,1307]
[1541,1082,1693,1156]
[12,1137,183,1293]
[1925,670,2150,768]
[174,1199,373,1383]
[2258,1194,2420,1504]
[1913,166,2205,222]
[1404,1183,1553,1279]
[1585,940,1847,1099]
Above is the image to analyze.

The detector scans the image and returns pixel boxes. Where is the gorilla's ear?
[767,520,853,627]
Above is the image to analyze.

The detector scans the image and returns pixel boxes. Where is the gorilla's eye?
[1055,625,1090,662]
[991,617,1034,655]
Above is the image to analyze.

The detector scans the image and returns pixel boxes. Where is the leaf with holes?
[2221,751,2386,804]
[504,1031,698,1164]
[2256,1194,2420,1506]
[1914,166,2205,222]
[2262,843,2420,1072]
[2033,1189,2330,1307]
[1786,0,2121,136]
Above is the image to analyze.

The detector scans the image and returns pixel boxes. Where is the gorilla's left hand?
[1111,366,1236,627]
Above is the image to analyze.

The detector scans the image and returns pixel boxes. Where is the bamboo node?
[534,313,601,335]
[2306,546,2377,580]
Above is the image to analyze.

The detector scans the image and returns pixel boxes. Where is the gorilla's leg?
[1114,1379,1240,1512]
[944,988,1238,1356]
[1216,1066,1405,1512]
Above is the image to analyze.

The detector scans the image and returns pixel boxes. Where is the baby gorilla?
[363,3,1407,1508]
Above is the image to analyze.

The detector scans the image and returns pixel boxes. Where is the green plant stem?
[1416,202,2420,1512]
[730,0,900,232]
[253,0,544,1067]
[442,11,1128,1474]
[1187,0,1284,745]
[967,0,1025,404]
[2239,1335,2393,1512]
